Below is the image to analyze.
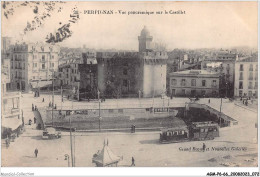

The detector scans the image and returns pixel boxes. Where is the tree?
[2,1,79,44]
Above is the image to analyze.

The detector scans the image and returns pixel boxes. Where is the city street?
[1,124,257,167]
[1,93,258,167]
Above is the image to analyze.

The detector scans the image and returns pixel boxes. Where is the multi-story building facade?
[1,91,22,139]
[1,58,22,138]
[2,59,11,92]
[1,37,12,62]
[97,26,168,98]
[201,51,237,97]
[58,57,81,87]
[169,70,220,97]
[1,37,12,91]
[234,56,258,97]
[9,43,60,92]
[57,52,98,100]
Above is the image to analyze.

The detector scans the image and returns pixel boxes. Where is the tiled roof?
[238,56,258,62]
[170,69,219,76]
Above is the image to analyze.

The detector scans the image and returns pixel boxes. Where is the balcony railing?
[39,68,47,71]
[11,108,20,114]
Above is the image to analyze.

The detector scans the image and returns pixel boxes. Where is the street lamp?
[69,117,74,167]
[225,82,228,98]
[219,97,223,127]
[64,154,70,167]
[52,71,55,127]
[98,99,101,132]
[97,89,100,100]
[96,88,101,131]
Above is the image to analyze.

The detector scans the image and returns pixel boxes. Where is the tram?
[160,121,219,143]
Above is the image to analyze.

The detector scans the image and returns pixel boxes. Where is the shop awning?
[2,118,22,131]
[30,81,52,88]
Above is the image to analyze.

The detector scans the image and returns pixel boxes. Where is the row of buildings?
[2,26,258,100]
[169,53,257,98]
[2,26,168,99]
[1,39,23,138]
[2,37,60,92]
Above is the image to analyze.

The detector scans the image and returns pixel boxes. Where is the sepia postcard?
[1,1,259,176]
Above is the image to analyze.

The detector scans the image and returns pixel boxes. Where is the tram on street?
[160,126,189,143]
[159,121,219,143]
[189,121,219,141]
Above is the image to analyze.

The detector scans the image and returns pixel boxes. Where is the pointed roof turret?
[140,26,150,37]
[92,140,121,167]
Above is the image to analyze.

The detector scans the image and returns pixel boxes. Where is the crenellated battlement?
[140,51,168,60]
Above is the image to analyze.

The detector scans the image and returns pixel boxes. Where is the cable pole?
[52,71,54,127]
[61,86,63,111]
[152,89,154,115]
[74,130,76,167]
[69,117,74,167]
[219,97,222,127]
[99,100,101,132]
[167,97,170,115]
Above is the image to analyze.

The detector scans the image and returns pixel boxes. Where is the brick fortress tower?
[138,26,168,97]
[97,26,167,98]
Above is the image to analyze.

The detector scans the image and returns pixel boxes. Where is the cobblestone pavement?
[1,94,257,167]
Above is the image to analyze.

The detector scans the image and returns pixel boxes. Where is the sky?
[1,1,258,51]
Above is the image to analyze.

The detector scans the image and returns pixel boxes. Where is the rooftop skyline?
[2,2,258,50]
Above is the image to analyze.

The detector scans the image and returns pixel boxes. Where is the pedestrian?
[5,137,9,148]
[35,105,37,111]
[32,104,34,111]
[49,102,51,107]
[51,102,53,108]
[34,117,36,124]
[42,98,44,102]
[131,157,135,166]
[54,104,57,109]
[208,99,210,104]
[240,97,242,101]
[202,143,206,152]
[245,100,248,106]
[34,148,38,158]
[29,119,32,125]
